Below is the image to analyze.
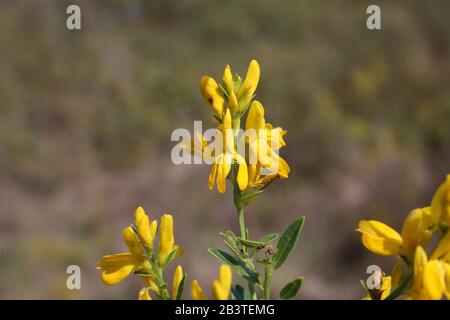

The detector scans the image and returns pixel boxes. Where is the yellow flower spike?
[236,60,260,110]
[200,76,225,119]
[357,220,403,256]
[431,174,450,225]
[134,207,155,250]
[172,265,184,299]
[401,207,434,255]
[223,65,238,113]
[423,260,446,300]
[158,214,175,266]
[138,288,152,300]
[191,280,207,300]
[431,231,450,261]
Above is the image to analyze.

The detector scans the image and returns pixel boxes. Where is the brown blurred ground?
[0,0,449,299]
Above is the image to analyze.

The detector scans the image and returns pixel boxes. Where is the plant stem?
[237,206,246,239]
[263,263,273,300]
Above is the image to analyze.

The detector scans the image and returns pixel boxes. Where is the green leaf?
[279,277,303,300]
[175,273,186,300]
[220,230,243,257]
[237,233,279,249]
[208,248,260,284]
[272,217,305,269]
[231,284,252,300]
[161,248,178,268]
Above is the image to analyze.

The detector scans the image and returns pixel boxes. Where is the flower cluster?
[357,174,450,300]
[97,207,184,300]
[194,60,290,194]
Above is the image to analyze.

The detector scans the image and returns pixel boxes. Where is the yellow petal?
[172,265,184,299]
[237,60,260,109]
[357,220,403,256]
[423,260,446,300]
[431,231,450,261]
[380,276,392,300]
[134,207,154,249]
[212,280,228,300]
[97,253,136,286]
[138,288,152,300]
[200,76,225,118]
[158,214,175,266]
[141,276,160,294]
[235,154,248,191]
[222,66,239,113]
[401,207,433,255]
[192,280,207,300]
[218,264,232,293]
[217,159,232,194]
[123,227,145,258]
[208,161,218,190]
[430,174,450,224]
[411,246,428,293]
[245,100,265,131]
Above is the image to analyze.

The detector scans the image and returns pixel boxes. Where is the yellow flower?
[192,264,232,300]
[409,246,447,300]
[158,214,183,266]
[138,288,152,300]
[134,206,158,250]
[357,220,403,256]
[208,109,248,193]
[200,59,260,119]
[357,208,434,256]
[430,231,450,261]
[431,174,450,225]
[401,207,434,255]
[191,280,207,300]
[212,265,232,300]
[363,276,391,300]
[172,265,184,299]
[245,100,290,186]
[97,227,149,285]
[200,76,225,120]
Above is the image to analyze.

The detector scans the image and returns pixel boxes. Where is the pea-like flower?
[357,207,433,256]
[191,265,232,300]
[431,174,450,225]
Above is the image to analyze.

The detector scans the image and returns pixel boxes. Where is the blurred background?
[0,0,449,299]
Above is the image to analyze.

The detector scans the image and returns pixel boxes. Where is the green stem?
[237,206,246,240]
[263,263,273,300]
[151,259,170,300]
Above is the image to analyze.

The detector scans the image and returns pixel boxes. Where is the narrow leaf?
[208,248,260,284]
[231,284,252,300]
[280,277,303,300]
[272,217,305,269]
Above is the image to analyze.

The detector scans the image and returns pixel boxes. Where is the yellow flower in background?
[158,214,183,266]
[212,265,232,300]
[357,220,403,256]
[363,276,391,300]
[208,109,248,193]
[172,265,184,299]
[192,264,232,300]
[134,206,158,250]
[245,100,290,185]
[191,280,207,300]
[431,174,450,225]
[357,208,434,257]
[97,227,149,285]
